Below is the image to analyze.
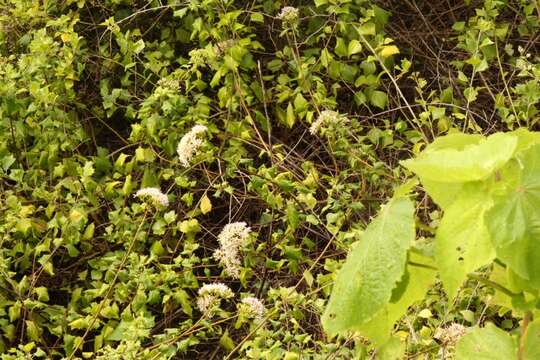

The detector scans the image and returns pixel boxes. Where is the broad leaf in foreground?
[322,197,415,336]
[401,132,517,183]
[455,323,517,360]
[358,252,436,345]
[486,145,540,288]
[435,185,495,300]
[523,319,540,360]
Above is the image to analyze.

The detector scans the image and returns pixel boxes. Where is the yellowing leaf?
[379,45,400,58]
[418,309,432,319]
[348,39,363,56]
[200,194,212,214]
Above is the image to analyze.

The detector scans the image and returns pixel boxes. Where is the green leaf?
[356,22,376,36]
[455,323,517,360]
[219,330,235,351]
[435,184,495,300]
[250,12,264,23]
[512,128,540,153]
[322,197,415,336]
[25,320,41,341]
[335,37,348,57]
[179,219,201,234]
[348,39,362,56]
[523,319,540,360]
[377,337,405,360]
[401,132,517,183]
[357,252,436,344]
[486,145,540,288]
[420,180,464,209]
[369,90,388,109]
[286,102,295,128]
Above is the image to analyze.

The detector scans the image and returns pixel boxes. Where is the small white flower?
[240,297,265,319]
[435,323,467,346]
[156,78,179,90]
[134,187,169,206]
[213,222,251,278]
[177,125,208,167]
[277,6,299,24]
[309,110,346,135]
[197,283,234,314]
[198,282,234,297]
[189,48,213,67]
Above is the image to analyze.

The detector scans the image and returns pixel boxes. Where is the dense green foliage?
[0,0,539,358]
[323,130,540,358]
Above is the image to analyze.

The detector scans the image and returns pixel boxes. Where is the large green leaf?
[420,179,464,209]
[357,252,436,345]
[486,145,540,288]
[322,197,415,336]
[435,184,495,300]
[455,323,517,360]
[523,319,540,360]
[401,132,517,183]
[377,336,405,360]
[512,128,540,153]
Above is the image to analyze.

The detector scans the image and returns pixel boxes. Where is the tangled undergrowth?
[0,0,539,358]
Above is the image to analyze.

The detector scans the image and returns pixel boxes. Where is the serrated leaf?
[179,219,201,234]
[322,197,415,336]
[200,194,212,214]
[26,320,41,341]
[455,323,517,360]
[435,184,495,300]
[486,145,540,288]
[357,252,436,345]
[401,132,517,183]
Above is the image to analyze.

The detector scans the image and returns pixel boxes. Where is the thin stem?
[518,311,533,360]
[467,272,519,298]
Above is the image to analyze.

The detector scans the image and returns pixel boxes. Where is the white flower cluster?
[196,283,234,314]
[277,6,299,25]
[309,110,346,135]
[134,187,169,206]
[435,323,467,346]
[156,78,179,90]
[213,222,251,278]
[189,48,213,67]
[177,125,208,167]
[239,296,265,319]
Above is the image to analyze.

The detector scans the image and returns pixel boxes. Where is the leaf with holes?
[322,197,415,336]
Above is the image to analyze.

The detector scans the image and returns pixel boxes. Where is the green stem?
[467,273,519,298]
[518,311,532,360]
